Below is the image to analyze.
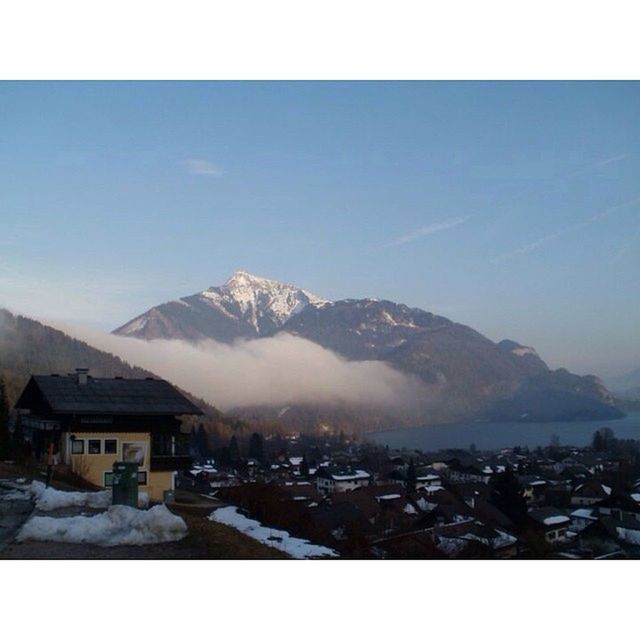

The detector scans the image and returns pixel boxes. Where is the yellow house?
[15,369,202,502]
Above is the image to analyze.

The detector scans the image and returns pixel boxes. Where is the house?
[568,520,627,559]
[415,470,443,490]
[569,507,599,533]
[14,369,202,501]
[315,466,371,494]
[446,459,496,484]
[433,520,518,559]
[570,479,612,506]
[596,493,640,523]
[517,475,547,505]
[528,507,571,545]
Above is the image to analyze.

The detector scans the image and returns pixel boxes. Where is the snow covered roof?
[571,508,597,520]
[529,507,570,528]
[330,470,371,481]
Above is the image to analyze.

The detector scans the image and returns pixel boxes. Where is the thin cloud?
[184,159,224,177]
[388,216,470,247]
[494,196,640,263]
[564,153,631,179]
[594,153,631,168]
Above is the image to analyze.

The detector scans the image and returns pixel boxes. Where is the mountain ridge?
[111,271,624,428]
[114,270,327,342]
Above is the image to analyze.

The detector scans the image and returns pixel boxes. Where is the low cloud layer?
[54,324,426,412]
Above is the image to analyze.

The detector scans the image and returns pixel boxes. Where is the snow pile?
[210,506,338,559]
[26,481,148,511]
[17,504,187,546]
[615,526,640,546]
[28,481,112,511]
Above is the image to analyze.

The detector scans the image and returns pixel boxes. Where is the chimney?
[76,368,89,385]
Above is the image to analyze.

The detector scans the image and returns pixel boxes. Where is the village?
[181,425,640,559]
[2,370,639,560]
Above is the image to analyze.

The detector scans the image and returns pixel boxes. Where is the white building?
[315,467,371,494]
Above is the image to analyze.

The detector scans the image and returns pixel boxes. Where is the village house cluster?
[183,430,640,559]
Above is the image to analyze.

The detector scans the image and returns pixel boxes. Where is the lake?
[368,412,640,452]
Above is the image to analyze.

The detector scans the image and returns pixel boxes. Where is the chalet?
[415,470,443,490]
[596,493,640,523]
[14,369,202,502]
[517,475,548,504]
[571,479,612,506]
[568,520,627,559]
[528,507,571,545]
[315,466,371,494]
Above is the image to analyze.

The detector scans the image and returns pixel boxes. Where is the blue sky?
[0,81,638,377]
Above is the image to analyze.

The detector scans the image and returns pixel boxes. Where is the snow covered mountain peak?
[199,271,328,333]
[114,270,328,341]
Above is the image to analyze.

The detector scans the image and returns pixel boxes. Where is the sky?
[0,81,639,378]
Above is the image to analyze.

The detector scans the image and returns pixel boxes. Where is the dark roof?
[16,374,203,416]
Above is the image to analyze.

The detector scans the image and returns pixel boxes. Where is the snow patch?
[512,346,538,357]
[210,506,338,559]
[29,481,112,512]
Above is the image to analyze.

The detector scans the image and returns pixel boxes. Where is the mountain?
[114,271,327,342]
[112,272,624,427]
[281,298,621,423]
[606,366,640,401]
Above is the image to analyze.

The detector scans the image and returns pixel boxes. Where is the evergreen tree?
[0,377,10,458]
[300,454,310,477]
[592,429,604,452]
[600,427,615,452]
[197,424,212,459]
[406,459,417,494]
[490,466,528,528]
[229,435,240,463]
[248,432,265,462]
[189,425,199,458]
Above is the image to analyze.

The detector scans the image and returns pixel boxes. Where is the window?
[104,472,114,487]
[104,439,117,455]
[137,471,148,486]
[71,439,85,454]
[88,439,102,454]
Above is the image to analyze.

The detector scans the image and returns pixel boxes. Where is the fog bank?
[54,323,426,412]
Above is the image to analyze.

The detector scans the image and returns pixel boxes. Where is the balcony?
[150,433,192,472]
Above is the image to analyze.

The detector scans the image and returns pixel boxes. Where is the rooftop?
[16,373,204,416]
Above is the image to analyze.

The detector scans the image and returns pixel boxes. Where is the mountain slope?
[114,271,326,342]
[607,366,640,400]
[0,308,230,428]
[112,273,624,427]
